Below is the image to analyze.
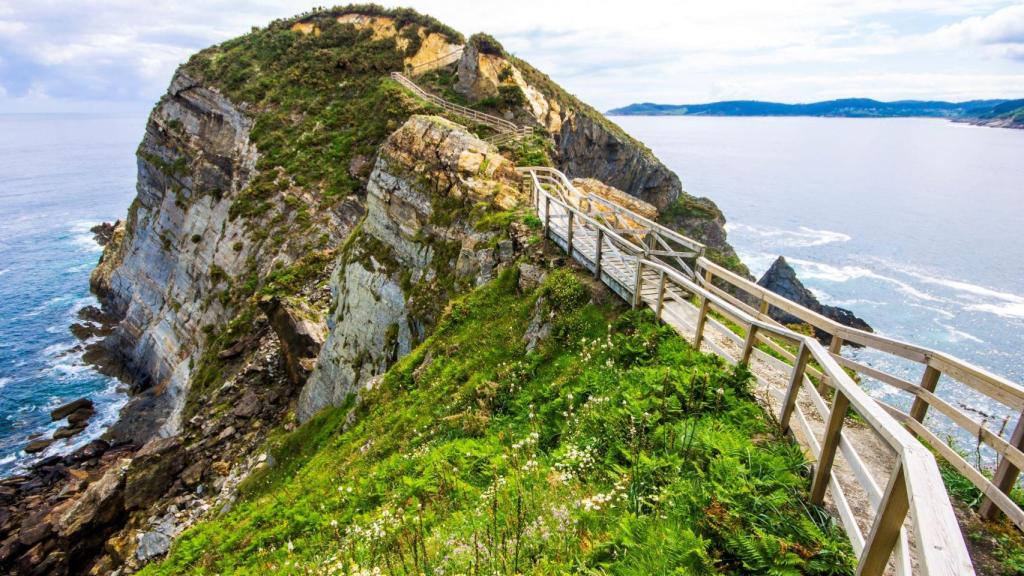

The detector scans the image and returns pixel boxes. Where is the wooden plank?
[741,325,759,364]
[909,365,940,423]
[693,295,710,349]
[981,410,1024,521]
[832,354,919,395]
[655,271,667,321]
[930,354,1024,411]
[887,409,1024,532]
[857,461,908,576]
[811,390,850,504]
[832,475,867,557]
[779,342,810,432]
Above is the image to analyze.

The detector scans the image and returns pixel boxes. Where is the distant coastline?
[607,98,1024,129]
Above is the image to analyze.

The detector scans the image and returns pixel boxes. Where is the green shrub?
[469,32,505,56]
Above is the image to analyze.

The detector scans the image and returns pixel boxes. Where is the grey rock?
[135,530,171,561]
[258,297,326,387]
[50,398,93,421]
[517,263,546,293]
[523,297,552,353]
[299,116,523,422]
[124,437,185,510]
[757,256,873,344]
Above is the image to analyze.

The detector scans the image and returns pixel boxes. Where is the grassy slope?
[141,267,853,575]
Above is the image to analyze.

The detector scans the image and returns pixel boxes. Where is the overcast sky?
[1,0,1023,113]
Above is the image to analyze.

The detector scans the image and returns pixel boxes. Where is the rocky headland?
[0,6,884,574]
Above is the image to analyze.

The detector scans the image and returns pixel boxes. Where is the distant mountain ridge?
[607,98,1024,127]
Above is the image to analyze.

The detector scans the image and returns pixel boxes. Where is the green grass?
[141,267,853,575]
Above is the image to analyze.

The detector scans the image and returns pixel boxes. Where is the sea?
[0,113,144,476]
[0,113,1022,476]
[619,115,1024,462]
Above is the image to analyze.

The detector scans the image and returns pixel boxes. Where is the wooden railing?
[520,166,976,575]
[521,166,704,278]
[697,257,1024,531]
[390,71,532,145]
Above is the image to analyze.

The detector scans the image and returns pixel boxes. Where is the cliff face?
[556,111,681,210]
[92,71,261,442]
[449,40,744,274]
[299,115,525,421]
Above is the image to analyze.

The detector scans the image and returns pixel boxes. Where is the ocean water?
[0,113,144,476]
[619,116,1024,460]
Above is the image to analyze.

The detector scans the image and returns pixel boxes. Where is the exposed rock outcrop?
[258,296,327,387]
[91,71,261,443]
[757,256,873,344]
[298,115,525,421]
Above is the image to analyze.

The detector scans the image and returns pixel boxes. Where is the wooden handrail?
[521,166,976,575]
[390,72,534,145]
[697,255,1024,529]
[518,166,703,278]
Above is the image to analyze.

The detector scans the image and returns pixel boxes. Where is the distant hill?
[607,98,1022,125]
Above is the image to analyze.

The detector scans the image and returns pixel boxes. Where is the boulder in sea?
[757,256,873,345]
[51,398,94,422]
[24,439,53,455]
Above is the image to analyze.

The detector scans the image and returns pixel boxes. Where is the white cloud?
[933,3,1024,45]
[0,0,1022,112]
[0,19,25,35]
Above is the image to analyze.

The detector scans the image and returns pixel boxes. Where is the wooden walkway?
[520,166,975,576]
[389,61,1024,573]
[390,71,532,145]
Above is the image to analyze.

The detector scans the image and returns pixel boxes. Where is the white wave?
[71,233,103,253]
[892,267,1024,319]
[966,301,1024,320]
[42,341,75,357]
[727,223,851,248]
[936,320,984,344]
[786,257,942,303]
[0,378,9,389]
[907,302,955,320]
[0,268,10,277]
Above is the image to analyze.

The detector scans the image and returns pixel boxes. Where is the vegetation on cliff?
[140,267,853,575]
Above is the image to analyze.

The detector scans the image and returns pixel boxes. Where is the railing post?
[693,295,710,349]
[779,342,810,432]
[811,389,850,504]
[857,461,909,576]
[632,260,643,309]
[908,364,940,424]
[567,211,575,258]
[741,325,759,364]
[758,297,770,318]
[594,228,603,280]
[820,335,843,395]
[543,195,551,243]
[980,409,1024,521]
[655,270,667,321]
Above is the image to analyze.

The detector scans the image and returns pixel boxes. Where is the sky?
[1,0,1023,113]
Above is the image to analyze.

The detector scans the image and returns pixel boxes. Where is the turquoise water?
[619,116,1024,460]
[0,113,143,475]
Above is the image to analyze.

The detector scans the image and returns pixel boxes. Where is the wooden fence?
[697,257,1024,530]
[519,166,977,575]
